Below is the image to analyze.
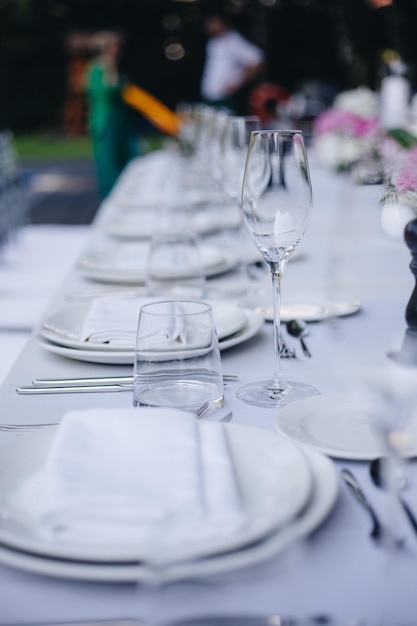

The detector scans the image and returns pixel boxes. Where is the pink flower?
[313,108,380,138]
[392,147,417,193]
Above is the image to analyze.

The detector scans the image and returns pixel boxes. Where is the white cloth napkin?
[78,297,244,347]
[29,407,244,564]
[109,152,181,208]
[80,297,186,347]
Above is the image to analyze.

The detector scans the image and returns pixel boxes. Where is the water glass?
[133,300,224,412]
[146,231,206,299]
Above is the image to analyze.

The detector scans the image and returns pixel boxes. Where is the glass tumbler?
[133,300,224,412]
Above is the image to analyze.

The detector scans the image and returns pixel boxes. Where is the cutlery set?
[286,320,312,358]
[369,457,417,535]
[15,374,238,395]
[279,319,312,359]
[10,616,364,626]
[341,468,405,548]
[341,464,417,547]
[0,397,232,431]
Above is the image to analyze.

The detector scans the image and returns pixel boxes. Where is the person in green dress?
[85,32,140,199]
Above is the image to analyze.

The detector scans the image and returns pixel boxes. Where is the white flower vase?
[380,202,416,239]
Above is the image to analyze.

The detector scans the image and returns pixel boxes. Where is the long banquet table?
[0,149,417,625]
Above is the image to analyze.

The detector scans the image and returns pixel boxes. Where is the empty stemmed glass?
[219,115,262,287]
[237,129,320,407]
[221,116,260,200]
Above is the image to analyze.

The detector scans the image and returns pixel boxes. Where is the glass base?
[133,380,223,412]
[236,379,320,408]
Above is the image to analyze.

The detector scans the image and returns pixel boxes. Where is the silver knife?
[341,468,404,548]
[32,375,135,387]
[16,384,132,395]
[9,617,298,626]
[31,375,238,387]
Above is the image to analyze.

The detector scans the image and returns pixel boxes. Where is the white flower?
[314,134,368,169]
[334,87,379,119]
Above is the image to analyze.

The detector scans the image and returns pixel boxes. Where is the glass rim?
[227,115,260,122]
[139,299,212,317]
[251,129,304,136]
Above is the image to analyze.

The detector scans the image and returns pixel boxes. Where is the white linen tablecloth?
[0,225,89,384]
[0,152,416,625]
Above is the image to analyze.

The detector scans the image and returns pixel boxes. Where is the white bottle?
[379,51,410,129]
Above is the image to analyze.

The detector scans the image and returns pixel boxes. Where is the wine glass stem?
[270,265,286,391]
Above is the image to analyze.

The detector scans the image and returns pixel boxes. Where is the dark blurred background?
[1,0,417,136]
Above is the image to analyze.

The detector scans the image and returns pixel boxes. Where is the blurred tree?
[0,0,68,131]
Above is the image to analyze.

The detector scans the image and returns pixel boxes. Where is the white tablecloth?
[0,225,89,384]
[0,152,416,625]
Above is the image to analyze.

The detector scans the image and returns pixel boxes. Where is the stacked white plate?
[101,206,241,239]
[38,298,264,364]
[0,424,338,582]
[77,241,238,284]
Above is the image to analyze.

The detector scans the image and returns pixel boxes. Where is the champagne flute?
[221,115,261,201]
[219,115,262,288]
[237,130,320,407]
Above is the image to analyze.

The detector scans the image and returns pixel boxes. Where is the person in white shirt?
[200,10,265,114]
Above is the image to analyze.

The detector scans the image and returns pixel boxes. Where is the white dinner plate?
[280,299,361,322]
[77,241,237,284]
[239,292,360,323]
[0,444,338,582]
[274,392,417,460]
[0,424,312,565]
[40,299,248,352]
[103,208,241,240]
[36,309,264,364]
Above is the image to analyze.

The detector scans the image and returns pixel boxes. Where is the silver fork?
[0,422,56,432]
[0,398,230,432]
[280,341,296,358]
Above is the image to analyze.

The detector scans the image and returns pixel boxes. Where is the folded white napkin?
[110,152,181,208]
[81,297,186,347]
[79,297,244,348]
[29,407,244,564]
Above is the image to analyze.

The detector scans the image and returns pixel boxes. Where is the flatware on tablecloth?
[31,374,238,387]
[1,400,232,431]
[286,320,311,358]
[369,457,417,537]
[15,374,238,395]
[341,468,405,548]
[9,615,361,626]
[16,384,132,395]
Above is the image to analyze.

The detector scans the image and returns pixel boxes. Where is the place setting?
[105,148,226,213]
[0,408,339,582]
[9,288,339,582]
[35,295,264,365]
[99,202,242,240]
[76,238,238,285]
[38,214,265,365]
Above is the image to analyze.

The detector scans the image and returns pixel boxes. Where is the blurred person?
[85,31,140,199]
[200,10,265,115]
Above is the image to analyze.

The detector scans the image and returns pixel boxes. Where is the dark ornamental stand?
[405,218,417,332]
[389,218,417,366]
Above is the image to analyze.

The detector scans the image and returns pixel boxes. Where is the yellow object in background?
[122,85,180,136]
